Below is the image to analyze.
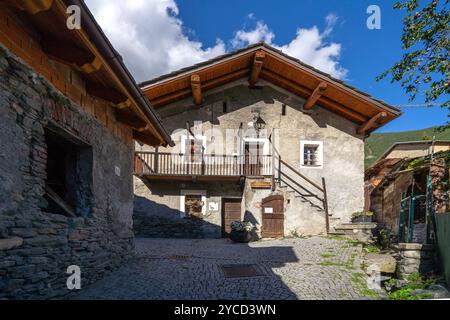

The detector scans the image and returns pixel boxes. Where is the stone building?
[0,1,172,299]
[134,43,401,239]
[365,141,450,242]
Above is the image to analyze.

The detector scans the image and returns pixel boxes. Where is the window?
[222,101,228,113]
[300,140,323,168]
[43,127,93,217]
[180,190,206,218]
[181,135,206,163]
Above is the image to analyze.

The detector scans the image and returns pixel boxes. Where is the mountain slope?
[365,127,450,168]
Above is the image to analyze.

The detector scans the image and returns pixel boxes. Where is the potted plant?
[229,221,253,243]
[351,211,375,223]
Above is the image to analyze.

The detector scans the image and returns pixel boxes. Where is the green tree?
[377,0,450,112]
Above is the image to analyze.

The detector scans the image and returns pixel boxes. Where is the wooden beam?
[357,112,387,134]
[303,82,328,110]
[115,108,147,130]
[85,80,128,104]
[150,68,249,108]
[249,51,265,85]
[41,37,96,68]
[44,185,76,217]
[260,69,367,123]
[133,130,162,146]
[14,0,53,15]
[80,56,103,74]
[190,74,202,105]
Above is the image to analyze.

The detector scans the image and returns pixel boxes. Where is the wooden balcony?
[134,152,273,182]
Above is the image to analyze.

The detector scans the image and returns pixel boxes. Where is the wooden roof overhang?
[140,43,402,135]
[3,0,173,146]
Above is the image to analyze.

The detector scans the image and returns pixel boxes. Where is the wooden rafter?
[133,130,162,146]
[13,0,53,15]
[357,112,387,134]
[115,108,147,130]
[260,69,367,123]
[85,80,128,104]
[249,51,265,85]
[190,74,202,105]
[303,82,328,110]
[151,68,249,108]
[41,37,96,68]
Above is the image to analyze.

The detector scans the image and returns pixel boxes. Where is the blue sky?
[88,0,448,133]
[176,0,447,133]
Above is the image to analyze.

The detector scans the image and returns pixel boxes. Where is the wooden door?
[261,195,284,238]
[222,198,242,237]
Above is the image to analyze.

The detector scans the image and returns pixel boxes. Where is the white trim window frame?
[179,189,207,218]
[300,140,323,169]
[180,135,207,164]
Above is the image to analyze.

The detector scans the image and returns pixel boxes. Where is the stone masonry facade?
[134,79,365,238]
[0,45,135,299]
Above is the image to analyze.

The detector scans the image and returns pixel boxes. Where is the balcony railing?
[134,152,273,177]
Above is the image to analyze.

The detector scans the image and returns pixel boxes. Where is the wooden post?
[278,156,281,183]
[271,129,276,191]
[398,192,407,243]
[322,177,330,234]
[201,147,205,176]
[154,147,159,174]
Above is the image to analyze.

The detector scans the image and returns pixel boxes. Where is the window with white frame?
[300,140,323,168]
[181,135,206,163]
[180,190,206,218]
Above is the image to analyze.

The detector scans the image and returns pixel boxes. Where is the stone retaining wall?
[395,243,436,279]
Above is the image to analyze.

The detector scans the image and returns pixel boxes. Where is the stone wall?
[134,179,242,238]
[395,243,437,279]
[135,79,365,236]
[0,45,134,299]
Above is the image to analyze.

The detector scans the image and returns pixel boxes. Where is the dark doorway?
[221,198,242,237]
[43,126,93,217]
[243,141,264,176]
[261,195,284,238]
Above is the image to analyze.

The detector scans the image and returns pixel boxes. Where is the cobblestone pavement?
[73,237,380,300]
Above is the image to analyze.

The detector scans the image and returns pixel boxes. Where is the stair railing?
[268,131,330,233]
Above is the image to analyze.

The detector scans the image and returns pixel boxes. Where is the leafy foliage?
[377,0,450,113]
[385,272,436,300]
[230,221,253,232]
[378,1,450,106]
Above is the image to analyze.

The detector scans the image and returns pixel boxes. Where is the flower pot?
[352,215,372,223]
[230,230,252,243]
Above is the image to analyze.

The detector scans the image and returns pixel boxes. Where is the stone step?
[327,231,346,236]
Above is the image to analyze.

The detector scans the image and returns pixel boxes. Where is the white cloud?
[231,14,347,79]
[231,21,275,48]
[86,1,347,81]
[85,0,225,82]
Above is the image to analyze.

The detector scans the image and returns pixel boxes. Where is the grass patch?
[346,239,364,247]
[320,252,336,258]
[318,260,346,267]
[363,245,381,253]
